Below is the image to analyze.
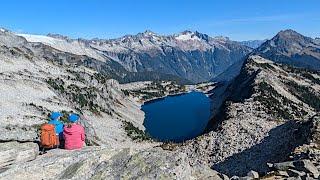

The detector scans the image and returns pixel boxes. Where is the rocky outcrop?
[0,141,38,169]
[258,116,320,179]
[180,55,319,176]
[0,29,149,148]
[0,126,38,142]
[267,159,319,178]
[0,146,228,180]
[185,31,320,177]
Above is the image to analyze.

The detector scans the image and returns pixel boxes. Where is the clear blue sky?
[0,0,319,41]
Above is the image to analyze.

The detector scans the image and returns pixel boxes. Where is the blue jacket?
[48,119,64,136]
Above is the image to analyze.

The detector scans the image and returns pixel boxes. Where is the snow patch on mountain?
[17,34,106,61]
[175,32,201,41]
[17,34,64,44]
[13,30,251,83]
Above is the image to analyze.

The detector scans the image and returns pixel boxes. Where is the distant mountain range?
[3,28,318,85]
[1,26,320,179]
[17,30,251,84]
[240,39,266,49]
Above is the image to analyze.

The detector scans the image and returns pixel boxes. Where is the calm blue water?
[142,91,211,142]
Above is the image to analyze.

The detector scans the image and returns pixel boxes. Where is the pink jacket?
[63,124,85,150]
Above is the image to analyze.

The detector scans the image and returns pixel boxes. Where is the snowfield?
[18,34,106,61]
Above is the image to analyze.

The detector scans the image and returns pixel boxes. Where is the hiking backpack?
[40,124,59,148]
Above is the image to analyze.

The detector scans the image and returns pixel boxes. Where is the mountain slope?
[181,30,320,177]
[254,29,320,70]
[210,59,246,82]
[18,33,106,61]
[240,39,266,49]
[0,28,230,179]
[89,31,252,83]
[182,55,320,176]
[0,29,149,147]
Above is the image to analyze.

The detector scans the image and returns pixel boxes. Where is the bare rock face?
[0,30,149,148]
[0,141,38,169]
[265,160,319,179]
[247,170,259,179]
[0,147,226,180]
[181,55,319,176]
[0,126,38,142]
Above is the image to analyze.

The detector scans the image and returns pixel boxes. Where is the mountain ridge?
[1,26,320,179]
[253,29,320,70]
[16,29,252,83]
[181,29,320,177]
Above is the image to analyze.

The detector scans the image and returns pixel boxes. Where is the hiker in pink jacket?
[63,114,85,150]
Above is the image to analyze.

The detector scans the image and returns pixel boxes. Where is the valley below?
[0,28,320,180]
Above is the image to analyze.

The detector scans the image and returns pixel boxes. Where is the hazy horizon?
[0,0,319,41]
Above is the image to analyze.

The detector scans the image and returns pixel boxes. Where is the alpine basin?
[142,91,211,142]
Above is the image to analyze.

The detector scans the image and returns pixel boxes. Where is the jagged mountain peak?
[0,27,9,33]
[117,30,163,43]
[180,30,193,34]
[142,30,157,36]
[130,30,160,39]
[175,30,203,41]
[272,29,312,43]
[254,29,320,70]
[259,29,318,49]
[173,30,212,42]
[277,29,300,36]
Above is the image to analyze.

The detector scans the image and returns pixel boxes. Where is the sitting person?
[48,111,64,147]
[40,111,64,154]
[63,113,85,150]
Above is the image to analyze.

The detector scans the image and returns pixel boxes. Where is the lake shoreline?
[141,91,212,142]
[142,91,191,105]
[141,84,216,105]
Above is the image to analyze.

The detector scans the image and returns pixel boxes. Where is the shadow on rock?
[212,120,311,177]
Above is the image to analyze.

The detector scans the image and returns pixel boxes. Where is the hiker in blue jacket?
[48,112,64,147]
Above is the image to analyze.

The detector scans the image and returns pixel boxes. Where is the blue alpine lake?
[142,91,212,142]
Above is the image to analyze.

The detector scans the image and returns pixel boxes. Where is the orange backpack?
[40,124,59,148]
